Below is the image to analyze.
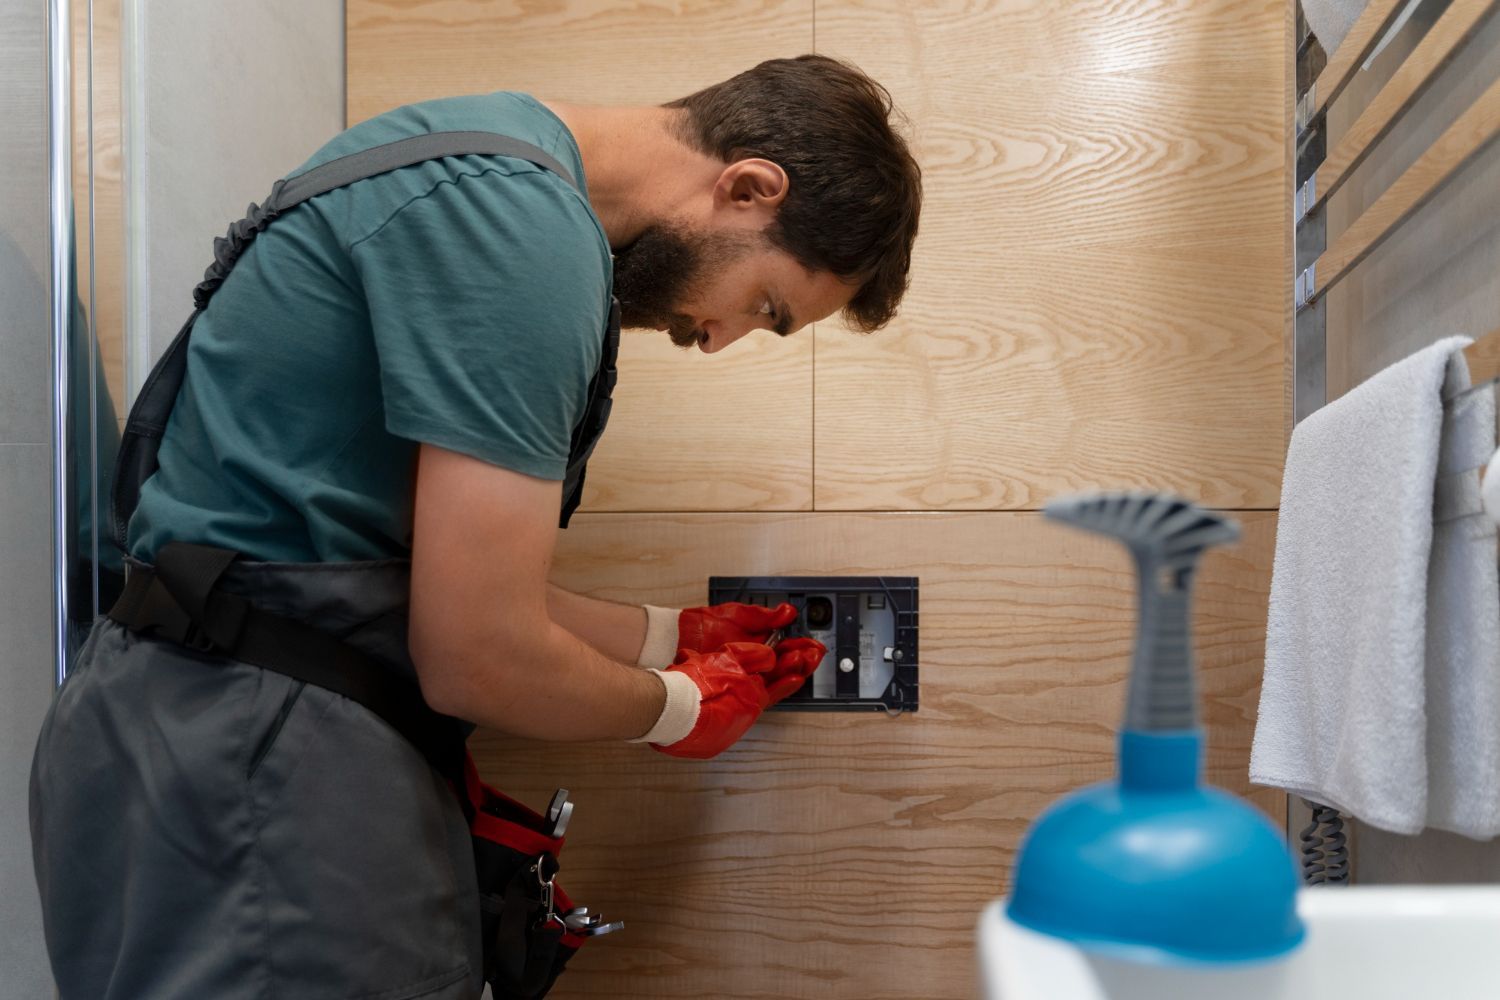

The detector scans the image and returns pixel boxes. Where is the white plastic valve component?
[838,657,856,673]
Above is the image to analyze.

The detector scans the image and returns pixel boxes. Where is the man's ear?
[713,158,788,216]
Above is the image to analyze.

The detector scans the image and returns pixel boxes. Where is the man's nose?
[700,320,749,355]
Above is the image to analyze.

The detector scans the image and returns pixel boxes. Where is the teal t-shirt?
[128,93,612,563]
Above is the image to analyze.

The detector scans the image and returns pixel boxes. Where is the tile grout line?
[576,507,1283,517]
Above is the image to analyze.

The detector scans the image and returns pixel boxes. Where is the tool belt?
[108,541,611,998]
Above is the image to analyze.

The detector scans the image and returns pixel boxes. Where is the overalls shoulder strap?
[273,131,577,208]
[110,131,584,549]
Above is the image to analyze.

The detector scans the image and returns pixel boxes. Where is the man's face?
[613,221,854,354]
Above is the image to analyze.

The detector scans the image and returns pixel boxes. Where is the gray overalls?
[30,132,619,1000]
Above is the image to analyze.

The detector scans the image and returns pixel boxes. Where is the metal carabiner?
[530,858,559,929]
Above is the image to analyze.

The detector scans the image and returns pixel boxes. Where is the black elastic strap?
[111,312,197,546]
[275,131,578,206]
[110,542,465,779]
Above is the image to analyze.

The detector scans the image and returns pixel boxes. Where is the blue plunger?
[1006,492,1304,965]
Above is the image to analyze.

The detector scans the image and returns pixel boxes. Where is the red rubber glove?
[677,602,799,654]
[651,642,776,760]
[764,637,827,704]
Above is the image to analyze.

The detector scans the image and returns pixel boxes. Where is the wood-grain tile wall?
[814,1,1285,511]
[349,2,1287,996]
[73,0,127,424]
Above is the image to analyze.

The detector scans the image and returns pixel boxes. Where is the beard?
[612,222,758,349]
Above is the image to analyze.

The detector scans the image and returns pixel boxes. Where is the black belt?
[107,541,465,783]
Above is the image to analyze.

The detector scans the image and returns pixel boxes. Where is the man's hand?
[677,601,799,653]
[764,637,826,704]
[643,636,828,759]
[647,643,777,759]
[671,602,826,706]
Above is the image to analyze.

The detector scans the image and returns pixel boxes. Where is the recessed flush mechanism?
[707,576,919,714]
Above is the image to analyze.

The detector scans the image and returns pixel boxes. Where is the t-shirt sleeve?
[348,167,607,480]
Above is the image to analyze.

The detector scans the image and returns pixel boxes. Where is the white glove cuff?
[636,604,680,669]
[629,669,701,746]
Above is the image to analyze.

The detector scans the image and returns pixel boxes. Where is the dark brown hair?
[665,55,922,332]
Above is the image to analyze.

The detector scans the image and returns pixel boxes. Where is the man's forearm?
[429,619,667,742]
[409,446,670,743]
[547,584,653,664]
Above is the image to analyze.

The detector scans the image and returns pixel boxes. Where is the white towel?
[1251,336,1500,839]
[1302,0,1370,54]
[1302,0,1423,64]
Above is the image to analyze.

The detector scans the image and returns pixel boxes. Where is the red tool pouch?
[460,751,590,999]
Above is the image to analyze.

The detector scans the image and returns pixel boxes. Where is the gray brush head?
[1044,492,1239,566]
[1044,492,1240,731]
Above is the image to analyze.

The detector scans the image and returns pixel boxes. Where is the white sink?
[978,886,1500,999]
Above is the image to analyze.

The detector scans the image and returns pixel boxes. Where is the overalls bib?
[30,132,619,1000]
